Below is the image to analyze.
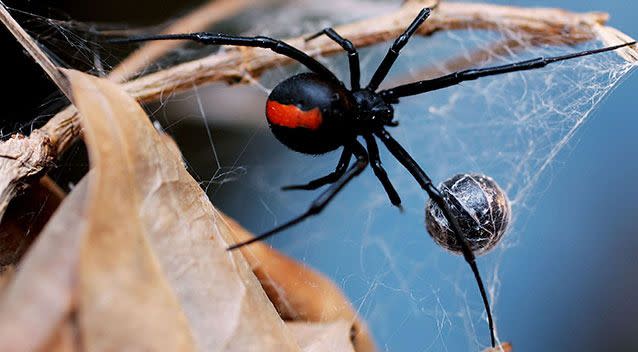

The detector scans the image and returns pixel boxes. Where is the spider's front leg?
[109,32,337,81]
[305,27,361,89]
[281,147,352,191]
[367,7,431,91]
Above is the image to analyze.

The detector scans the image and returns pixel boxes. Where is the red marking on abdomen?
[266,100,323,130]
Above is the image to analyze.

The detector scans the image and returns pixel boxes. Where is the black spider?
[112,8,636,347]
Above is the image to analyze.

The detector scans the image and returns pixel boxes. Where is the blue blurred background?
[205,1,638,350]
[479,1,638,351]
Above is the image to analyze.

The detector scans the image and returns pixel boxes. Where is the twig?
[31,1,621,151]
[108,0,257,82]
[1,0,636,220]
[121,1,611,102]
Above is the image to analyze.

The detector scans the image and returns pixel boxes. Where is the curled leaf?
[0,176,87,352]
[66,69,302,351]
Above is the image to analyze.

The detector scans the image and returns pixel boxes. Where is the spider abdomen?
[266,72,354,154]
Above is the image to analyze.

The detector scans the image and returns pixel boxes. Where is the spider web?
[218,3,635,350]
[9,0,637,350]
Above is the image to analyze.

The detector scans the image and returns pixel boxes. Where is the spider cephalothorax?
[112,8,636,347]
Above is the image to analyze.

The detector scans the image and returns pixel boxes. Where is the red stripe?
[266,100,323,130]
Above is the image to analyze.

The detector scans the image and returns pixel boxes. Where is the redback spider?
[111,8,636,347]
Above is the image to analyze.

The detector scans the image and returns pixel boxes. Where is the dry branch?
[120,0,612,101]
[1,0,636,220]
[108,0,258,82]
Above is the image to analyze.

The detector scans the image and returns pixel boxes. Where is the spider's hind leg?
[374,129,496,347]
[228,142,368,250]
[281,147,352,191]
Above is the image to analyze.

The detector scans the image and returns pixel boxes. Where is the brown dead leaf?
[0,177,87,352]
[222,214,376,352]
[66,69,197,352]
[0,177,64,266]
[65,69,303,351]
[287,321,355,352]
[484,342,513,352]
[41,317,79,352]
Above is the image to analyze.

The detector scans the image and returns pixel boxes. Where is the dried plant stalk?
[121,0,612,101]
[1,0,636,220]
[108,0,257,82]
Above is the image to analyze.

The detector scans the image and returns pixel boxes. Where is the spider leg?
[228,141,368,250]
[363,135,402,208]
[374,128,496,347]
[281,147,352,191]
[380,40,637,100]
[367,8,431,91]
[109,32,337,81]
[306,28,361,89]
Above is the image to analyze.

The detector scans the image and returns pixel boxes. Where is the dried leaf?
[41,317,79,352]
[0,177,64,266]
[222,215,376,352]
[66,69,197,352]
[287,321,355,352]
[484,342,512,352]
[0,67,356,352]
[0,176,87,352]
[65,69,301,351]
